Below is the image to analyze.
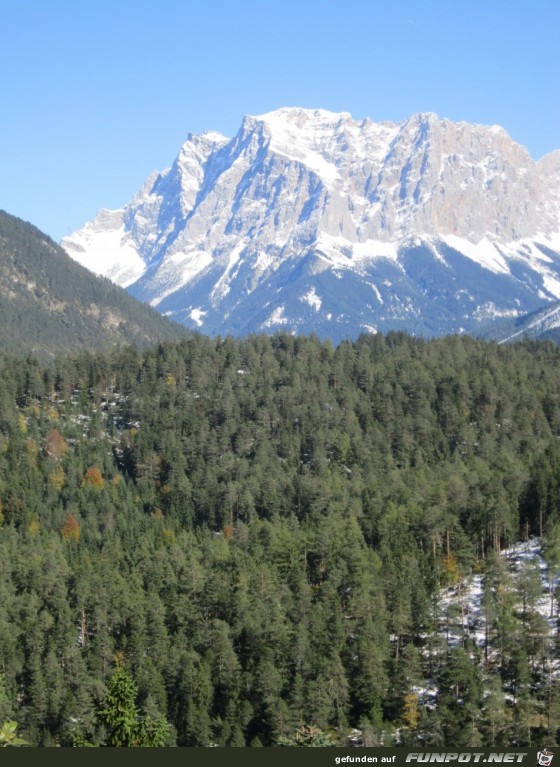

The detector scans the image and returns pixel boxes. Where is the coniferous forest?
[1,332,560,747]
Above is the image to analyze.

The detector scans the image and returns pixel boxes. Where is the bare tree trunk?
[80,607,86,647]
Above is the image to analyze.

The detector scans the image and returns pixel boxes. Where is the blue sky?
[1,0,558,242]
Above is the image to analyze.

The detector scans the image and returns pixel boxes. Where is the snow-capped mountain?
[62,108,560,341]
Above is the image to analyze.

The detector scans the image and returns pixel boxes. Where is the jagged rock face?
[62,108,560,341]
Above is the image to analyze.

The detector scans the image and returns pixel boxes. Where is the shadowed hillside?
[0,210,189,357]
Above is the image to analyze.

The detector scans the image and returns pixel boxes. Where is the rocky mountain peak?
[62,109,560,342]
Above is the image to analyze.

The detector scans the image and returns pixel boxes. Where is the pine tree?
[98,660,170,747]
[98,663,140,747]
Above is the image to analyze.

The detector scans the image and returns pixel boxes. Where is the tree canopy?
[0,332,559,745]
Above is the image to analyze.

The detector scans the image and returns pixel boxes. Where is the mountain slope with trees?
[477,300,560,345]
[1,333,560,746]
[0,210,189,358]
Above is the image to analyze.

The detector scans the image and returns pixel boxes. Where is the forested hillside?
[0,332,559,746]
[0,211,188,358]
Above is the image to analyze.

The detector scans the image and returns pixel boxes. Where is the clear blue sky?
[1,0,558,242]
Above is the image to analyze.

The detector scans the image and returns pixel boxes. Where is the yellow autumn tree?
[402,692,420,730]
[49,464,66,492]
[441,552,461,587]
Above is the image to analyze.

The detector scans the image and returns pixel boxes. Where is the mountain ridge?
[62,108,560,342]
[0,210,189,357]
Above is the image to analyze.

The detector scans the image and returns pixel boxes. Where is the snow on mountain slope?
[438,538,559,653]
[62,108,560,341]
[412,538,560,714]
[497,297,560,343]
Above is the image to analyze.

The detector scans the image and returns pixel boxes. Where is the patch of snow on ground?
[542,273,560,299]
[436,539,558,654]
[534,232,560,253]
[211,243,245,300]
[189,308,206,327]
[314,233,398,268]
[442,234,511,275]
[254,250,276,272]
[423,238,449,265]
[262,305,289,328]
[300,286,322,311]
[367,282,384,304]
[474,302,522,321]
[63,222,146,288]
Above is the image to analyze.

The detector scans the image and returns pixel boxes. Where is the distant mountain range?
[0,210,188,357]
[62,108,560,342]
[478,299,560,344]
